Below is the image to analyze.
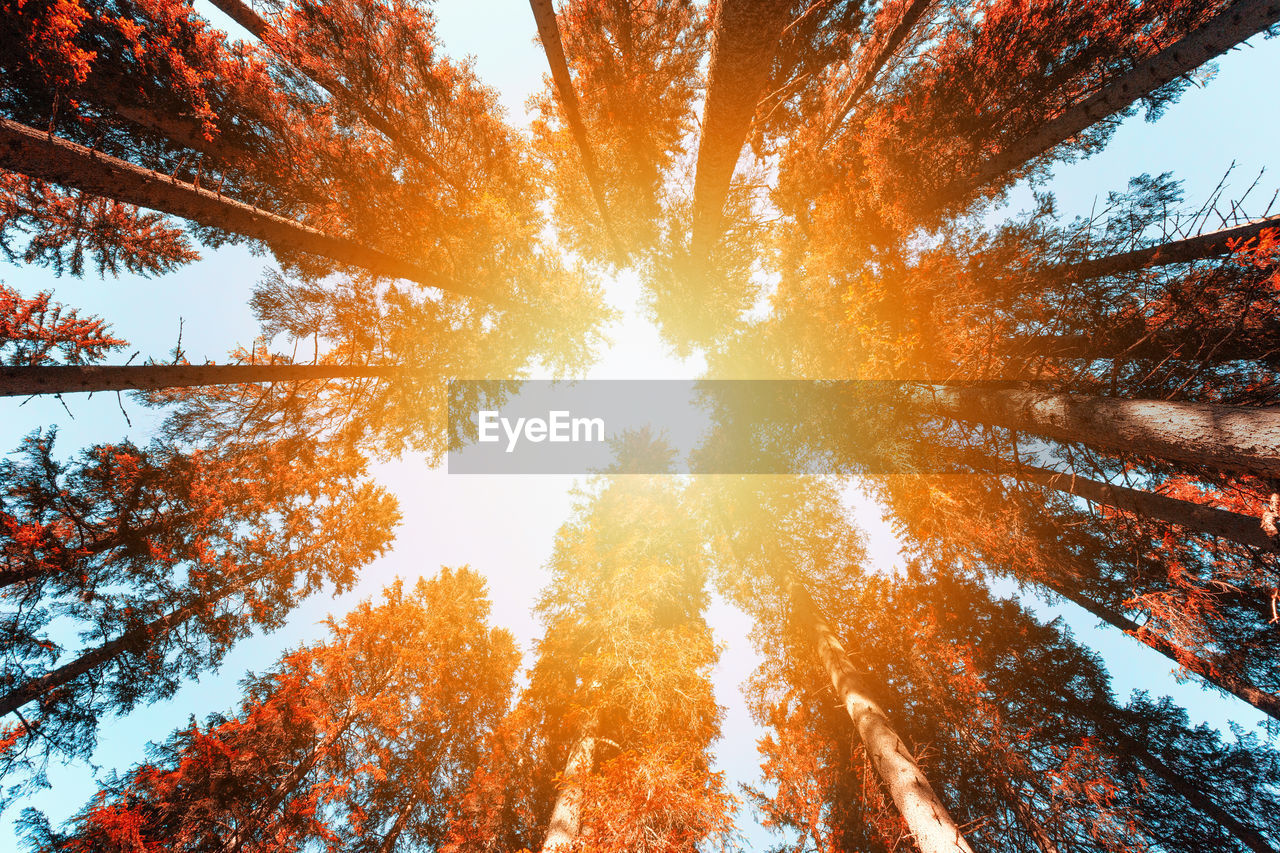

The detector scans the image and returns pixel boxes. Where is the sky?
[2,2,1280,847]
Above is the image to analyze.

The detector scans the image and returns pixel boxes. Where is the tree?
[503,473,733,852]
[19,568,519,853]
[707,477,976,853]
[0,429,397,788]
[529,0,707,264]
[1,285,125,367]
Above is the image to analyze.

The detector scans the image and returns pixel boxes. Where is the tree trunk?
[1112,728,1277,853]
[1002,463,1277,551]
[0,599,204,717]
[373,798,417,853]
[787,577,976,853]
[1019,327,1280,366]
[206,0,269,37]
[0,120,484,301]
[824,0,935,140]
[1041,574,1280,720]
[689,0,792,259]
[0,363,402,398]
[905,383,1280,479]
[528,0,625,263]
[1050,213,1280,282]
[950,0,1280,204]
[539,727,596,853]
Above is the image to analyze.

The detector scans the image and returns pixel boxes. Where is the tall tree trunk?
[0,599,204,717]
[539,727,596,853]
[0,118,483,301]
[373,798,417,853]
[1049,213,1280,282]
[823,0,935,140]
[689,0,792,260]
[1018,327,1280,366]
[1040,574,1280,720]
[787,577,976,853]
[1110,728,1278,853]
[0,363,402,398]
[905,383,1280,479]
[528,0,625,263]
[1000,463,1278,551]
[206,0,462,192]
[207,0,269,37]
[948,0,1280,206]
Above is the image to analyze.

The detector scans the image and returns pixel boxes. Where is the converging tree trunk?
[528,0,625,263]
[1109,727,1278,853]
[787,577,976,853]
[0,599,204,718]
[1049,213,1280,282]
[906,383,1280,479]
[824,0,936,139]
[1043,574,1280,720]
[1020,327,1280,367]
[539,727,597,853]
[0,363,403,397]
[1000,463,1278,551]
[948,0,1280,205]
[0,119,482,300]
[689,0,792,259]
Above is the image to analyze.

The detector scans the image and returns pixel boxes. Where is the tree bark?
[1041,574,1280,720]
[528,0,625,263]
[539,727,596,853]
[905,383,1280,479]
[0,119,484,301]
[823,0,935,140]
[1111,728,1277,853]
[1049,213,1280,282]
[0,599,204,717]
[0,363,402,398]
[206,0,270,37]
[788,577,976,853]
[1003,463,1278,551]
[689,0,792,259]
[949,0,1280,205]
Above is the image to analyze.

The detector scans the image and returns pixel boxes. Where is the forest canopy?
[2,0,1280,851]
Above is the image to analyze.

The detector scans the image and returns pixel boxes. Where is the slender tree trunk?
[0,119,483,300]
[823,0,935,140]
[207,0,269,37]
[528,0,625,263]
[373,798,417,853]
[1019,327,1280,366]
[787,577,976,853]
[689,0,792,259]
[206,0,462,192]
[0,599,204,717]
[905,383,1280,479]
[948,0,1280,205]
[1001,463,1278,551]
[1050,213,1280,282]
[539,727,596,853]
[0,363,402,398]
[1041,574,1280,720]
[1111,728,1277,853]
